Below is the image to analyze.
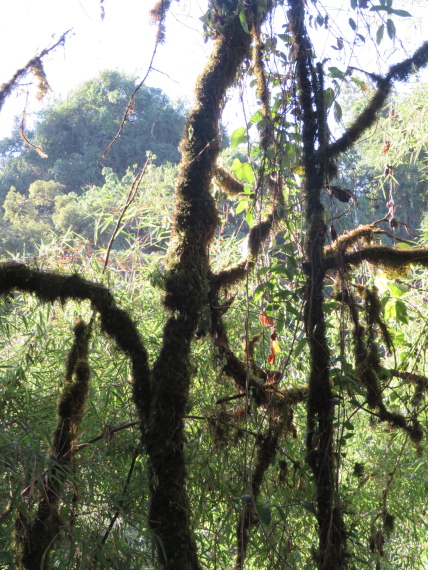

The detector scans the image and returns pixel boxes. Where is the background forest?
[1,1,428,569]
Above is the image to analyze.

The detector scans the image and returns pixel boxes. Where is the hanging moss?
[343,284,424,447]
[149,0,173,44]
[390,370,428,407]
[14,320,91,570]
[0,31,70,113]
[213,165,245,197]
[234,429,279,570]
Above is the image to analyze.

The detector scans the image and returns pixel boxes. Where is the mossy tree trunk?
[287,1,346,567]
[140,4,255,568]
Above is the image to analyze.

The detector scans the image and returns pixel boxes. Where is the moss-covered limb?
[149,0,173,44]
[145,5,260,567]
[345,287,422,445]
[0,30,71,112]
[211,214,275,293]
[213,165,245,197]
[209,308,268,404]
[325,225,382,256]
[323,245,428,272]
[14,320,91,570]
[322,42,428,161]
[251,12,274,155]
[0,263,152,423]
[390,370,428,408]
[288,1,347,567]
[288,0,317,179]
[64,318,91,383]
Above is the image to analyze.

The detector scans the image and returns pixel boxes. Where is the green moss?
[213,166,245,196]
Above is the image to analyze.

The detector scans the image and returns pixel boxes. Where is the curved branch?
[323,42,428,160]
[0,263,152,422]
[323,245,428,272]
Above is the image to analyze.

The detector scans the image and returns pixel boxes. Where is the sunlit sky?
[0,0,211,137]
[0,0,426,139]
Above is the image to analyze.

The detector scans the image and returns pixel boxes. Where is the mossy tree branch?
[288,0,346,567]
[288,4,428,568]
[323,245,428,273]
[0,263,152,423]
[320,42,428,161]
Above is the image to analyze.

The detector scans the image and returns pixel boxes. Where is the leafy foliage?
[1,1,428,570]
[0,70,187,199]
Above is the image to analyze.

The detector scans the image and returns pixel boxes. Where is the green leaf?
[396,242,412,249]
[250,109,263,124]
[239,9,249,34]
[328,66,346,79]
[231,159,254,184]
[256,504,272,526]
[253,283,267,302]
[391,9,411,17]
[387,282,407,298]
[387,19,396,40]
[374,272,389,293]
[324,87,335,109]
[370,5,393,14]
[334,101,343,123]
[276,505,287,523]
[395,299,408,323]
[294,337,308,358]
[299,501,316,516]
[231,126,248,150]
[235,198,248,214]
[245,209,254,227]
[384,299,396,320]
[349,18,357,31]
[376,24,384,45]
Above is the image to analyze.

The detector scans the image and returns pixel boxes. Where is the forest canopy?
[1,1,428,570]
[0,70,187,197]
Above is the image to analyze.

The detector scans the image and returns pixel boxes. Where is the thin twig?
[19,95,48,157]
[20,420,141,499]
[102,49,158,158]
[100,447,140,545]
[90,448,141,568]
[103,153,152,272]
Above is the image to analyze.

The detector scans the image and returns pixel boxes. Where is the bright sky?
[0,0,426,139]
[0,0,211,137]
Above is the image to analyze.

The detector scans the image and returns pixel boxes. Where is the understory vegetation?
[1,1,428,569]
